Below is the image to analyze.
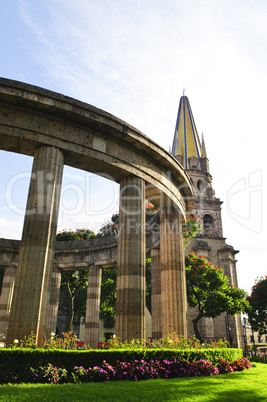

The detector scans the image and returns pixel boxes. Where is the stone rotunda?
[0,78,193,347]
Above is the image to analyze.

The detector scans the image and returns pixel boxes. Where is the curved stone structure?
[0,78,193,346]
[0,78,192,211]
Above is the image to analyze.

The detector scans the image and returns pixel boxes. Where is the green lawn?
[0,363,266,401]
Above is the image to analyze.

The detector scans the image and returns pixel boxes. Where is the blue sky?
[0,0,266,294]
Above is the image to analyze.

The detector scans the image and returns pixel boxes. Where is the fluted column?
[160,203,187,338]
[151,248,162,339]
[46,267,62,338]
[115,176,146,341]
[84,265,102,348]
[0,266,16,339]
[6,146,64,346]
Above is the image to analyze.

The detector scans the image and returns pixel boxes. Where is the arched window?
[197,180,202,191]
[203,214,213,234]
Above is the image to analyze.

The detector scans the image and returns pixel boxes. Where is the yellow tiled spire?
[171,95,202,170]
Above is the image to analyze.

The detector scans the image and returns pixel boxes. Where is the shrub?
[216,358,234,374]
[71,359,219,383]
[217,357,252,374]
[31,363,68,384]
[232,358,252,371]
[193,360,219,376]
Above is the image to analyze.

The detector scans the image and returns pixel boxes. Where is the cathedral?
[171,95,243,347]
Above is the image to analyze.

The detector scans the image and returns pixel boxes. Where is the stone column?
[84,265,102,349]
[160,203,187,338]
[0,266,16,339]
[151,248,162,339]
[46,267,62,339]
[213,248,243,348]
[6,146,64,347]
[115,176,146,341]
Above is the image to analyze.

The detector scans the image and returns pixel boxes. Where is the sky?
[0,0,266,294]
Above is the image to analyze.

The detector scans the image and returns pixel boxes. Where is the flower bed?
[0,347,244,384]
[30,358,252,384]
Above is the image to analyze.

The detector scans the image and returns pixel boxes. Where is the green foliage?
[100,267,117,326]
[97,213,119,237]
[145,203,157,222]
[31,363,68,384]
[42,332,80,350]
[248,276,267,335]
[19,331,38,349]
[101,334,228,350]
[10,331,81,350]
[56,228,96,241]
[185,252,249,342]
[183,215,203,248]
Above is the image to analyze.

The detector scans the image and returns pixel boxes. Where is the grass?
[0,363,266,401]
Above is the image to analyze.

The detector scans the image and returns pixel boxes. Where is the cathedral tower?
[171,95,243,347]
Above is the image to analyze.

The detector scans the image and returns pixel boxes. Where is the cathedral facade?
[171,95,243,347]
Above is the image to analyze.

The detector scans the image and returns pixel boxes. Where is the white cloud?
[0,217,23,240]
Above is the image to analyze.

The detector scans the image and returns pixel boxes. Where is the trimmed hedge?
[0,348,242,384]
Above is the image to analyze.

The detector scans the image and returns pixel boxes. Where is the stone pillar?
[160,203,187,338]
[0,266,16,339]
[84,265,102,348]
[6,146,64,346]
[115,176,146,341]
[46,267,62,338]
[214,248,243,348]
[151,248,162,339]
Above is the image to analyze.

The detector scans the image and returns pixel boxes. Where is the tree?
[59,270,89,332]
[56,229,95,332]
[185,252,249,343]
[248,276,267,335]
[99,266,117,328]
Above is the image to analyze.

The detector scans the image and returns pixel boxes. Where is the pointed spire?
[201,133,207,158]
[171,95,202,170]
[200,133,209,173]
